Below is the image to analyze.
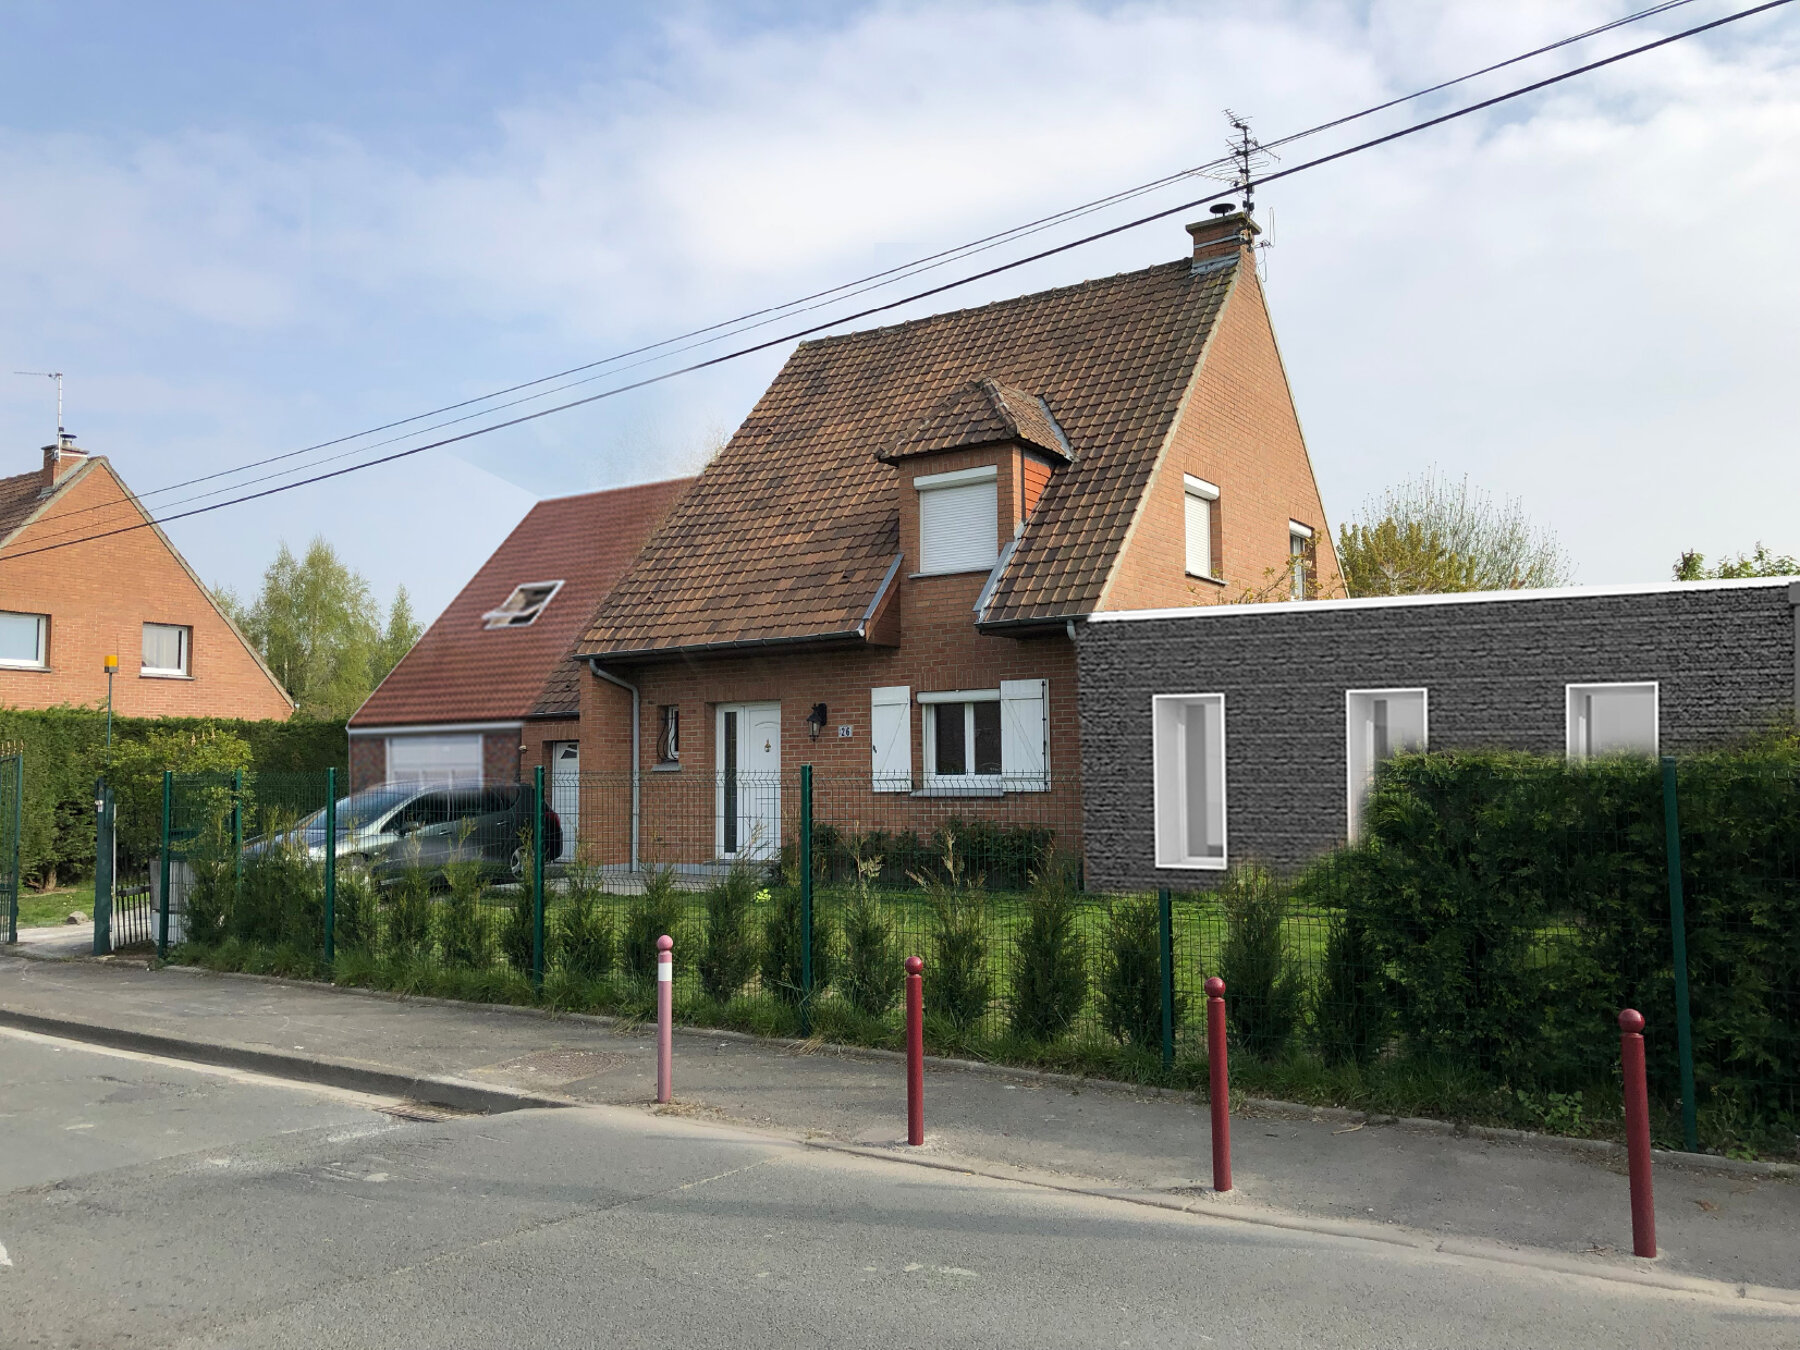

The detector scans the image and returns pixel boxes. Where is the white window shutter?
[919,480,999,574]
[870,686,912,792]
[1184,492,1210,576]
[999,678,1048,791]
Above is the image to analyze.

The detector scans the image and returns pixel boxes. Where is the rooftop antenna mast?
[13,370,66,447]
[1221,110,1276,216]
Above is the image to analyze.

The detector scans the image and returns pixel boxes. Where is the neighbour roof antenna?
[1221,110,1276,216]
[13,370,66,448]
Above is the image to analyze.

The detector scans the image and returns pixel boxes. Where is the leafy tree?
[1672,543,1799,581]
[218,539,418,719]
[1337,469,1570,597]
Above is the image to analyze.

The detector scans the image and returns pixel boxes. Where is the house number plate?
[837,725,854,738]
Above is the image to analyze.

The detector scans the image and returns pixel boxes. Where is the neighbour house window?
[141,623,190,676]
[482,580,564,629]
[1289,522,1314,599]
[1153,693,1226,868]
[918,680,1049,794]
[1346,688,1428,841]
[1566,682,1658,760]
[916,465,998,575]
[657,705,680,764]
[0,611,48,668]
[1183,476,1220,580]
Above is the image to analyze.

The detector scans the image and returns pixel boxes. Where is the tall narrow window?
[916,466,999,575]
[1566,683,1658,760]
[0,611,48,668]
[657,705,680,764]
[1153,693,1226,868]
[1184,475,1220,579]
[1289,522,1314,599]
[721,709,739,854]
[141,623,190,676]
[1346,688,1428,840]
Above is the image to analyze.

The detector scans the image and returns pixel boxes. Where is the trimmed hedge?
[0,707,346,886]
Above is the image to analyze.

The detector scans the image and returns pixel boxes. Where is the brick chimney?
[40,431,87,493]
[1186,210,1259,272]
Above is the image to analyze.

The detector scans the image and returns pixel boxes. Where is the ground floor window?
[1566,682,1658,760]
[1346,688,1428,840]
[916,680,1049,794]
[1152,693,1226,868]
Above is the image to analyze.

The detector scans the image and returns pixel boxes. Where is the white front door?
[717,702,781,859]
[549,741,580,861]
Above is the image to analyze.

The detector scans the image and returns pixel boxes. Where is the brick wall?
[348,735,386,791]
[482,730,522,785]
[0,459,293,719]
[1101,262,1342,612]
[1076,582,1800,891]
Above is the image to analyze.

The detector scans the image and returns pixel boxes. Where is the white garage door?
[387,734,484,786]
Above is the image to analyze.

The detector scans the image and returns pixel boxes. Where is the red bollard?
[1619,1008,1656,1258]
[655,934,674,1105]
[1206,976,1232,1193]
[905,956,925,1146]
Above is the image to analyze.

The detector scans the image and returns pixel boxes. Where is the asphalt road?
[1,1030,1794,1349]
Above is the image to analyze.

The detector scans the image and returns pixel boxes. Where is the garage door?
[387,734,484,786]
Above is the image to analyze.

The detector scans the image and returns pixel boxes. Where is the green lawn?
[13,883,94,930]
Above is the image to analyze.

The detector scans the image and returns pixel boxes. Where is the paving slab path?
[2,950,1795,1295]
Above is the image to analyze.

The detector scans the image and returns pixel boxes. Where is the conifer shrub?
[698,861,761,1002]
[1217,864,1302,1059]
[552,858,615,980]
[914,835,991,1034]
[1098,897,1179,1049]
[839,846,904,1017]
[760,860,834,1005]
[1007,853,1088,1041]
[622,864,686,983]
[437,854,493,969]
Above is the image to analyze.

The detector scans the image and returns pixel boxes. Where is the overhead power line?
[4,0,1789,567]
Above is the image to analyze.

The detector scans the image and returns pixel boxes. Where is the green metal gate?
[2,747,21,945]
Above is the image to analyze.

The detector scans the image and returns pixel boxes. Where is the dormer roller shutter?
[916,466,998,575]
[871,685,912,792]
[999,678,1049,791]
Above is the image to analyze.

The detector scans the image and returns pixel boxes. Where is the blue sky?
[2,1,1797,621]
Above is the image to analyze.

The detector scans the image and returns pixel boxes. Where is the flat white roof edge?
[349,720,525,736]
[1087,575,1800,625]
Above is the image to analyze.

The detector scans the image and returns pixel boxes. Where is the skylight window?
[483,580,564,629]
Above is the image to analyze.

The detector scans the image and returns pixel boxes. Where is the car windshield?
[296,787,418,835]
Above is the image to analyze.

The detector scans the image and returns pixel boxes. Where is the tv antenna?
[1206,110,1277,216]
[13,370,66,445]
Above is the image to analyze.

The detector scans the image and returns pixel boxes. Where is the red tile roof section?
[883,379,1070,463]
[578,255,1236,656]
[351,477,692,727]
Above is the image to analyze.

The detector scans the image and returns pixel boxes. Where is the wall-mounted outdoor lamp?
[807,703,828,739]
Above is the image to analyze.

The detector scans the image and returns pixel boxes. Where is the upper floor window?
[1567,682,1658,760]
[142,622,190,676]
[483,580,564,629]
[1289,521,1314,599]
[1153,693,1226,869]
[0,611,48,668]
[1184,476,1220,580]
[915,466,998,576]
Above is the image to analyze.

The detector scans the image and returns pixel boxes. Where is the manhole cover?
[480,1049,630,1085]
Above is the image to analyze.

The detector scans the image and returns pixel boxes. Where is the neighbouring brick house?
[0,436,293,719]
[569,212,1339,868]
[347,478,691,851]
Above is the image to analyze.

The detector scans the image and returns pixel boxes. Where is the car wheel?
[509,845,526,880]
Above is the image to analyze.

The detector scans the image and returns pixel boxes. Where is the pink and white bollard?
[655,934,674,1104]
[905,956,924,1146]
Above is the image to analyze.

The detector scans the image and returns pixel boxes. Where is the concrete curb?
[0,1006,571,1116]
[14,958,1799,1180]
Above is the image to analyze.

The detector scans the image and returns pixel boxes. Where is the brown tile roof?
[577,254,1237,656]
[0,468,51,548]
[882,378,1070,463]
[351,476,691,728]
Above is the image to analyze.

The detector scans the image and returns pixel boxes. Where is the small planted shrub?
[622,864,686,982]
[1217,864,1302,1059]
[1007,853,1088,1042]
[760,863,835,1005]
[1098,897,1180,1050]
[914,835,991,1035]
[839,846,904,1017]
[552,858,615,980]
[698,862,761,1002]
[437,855,494,969]
[331,862,380,954]
[500,885,538,975]
[384,856,434,959]
[1309,909,1387,1067]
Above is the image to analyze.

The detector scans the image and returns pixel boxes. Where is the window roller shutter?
[870,685,912,793]
[999,678,1048,791]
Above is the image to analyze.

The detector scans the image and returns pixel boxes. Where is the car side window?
[391,792,449,831]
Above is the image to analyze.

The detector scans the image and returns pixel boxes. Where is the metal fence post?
[231,767,244,890]
[532,764,546,992]
[322,766,337,966]
[1158,888,1175,1071]
[799,763,814,1035]
[92,777,113,956]
[7,753,22,947]
[157,771,173,960]
[1660,756,1699,1154]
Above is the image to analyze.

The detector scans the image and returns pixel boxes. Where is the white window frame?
[915,464,999,577]
[1152,692,1228,870]
[1183,475,1220,580]
[0,610,49,669]
[140,622,191,677]
[482,579,565,629]
[1565,681,1660,761]
[920,688,1003,795]
[1289,521,1314,600]
[1344,687,1429,842]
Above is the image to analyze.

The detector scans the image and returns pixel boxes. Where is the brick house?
[569,212,1339,868]
[347,478,691,846]
[0,436,292,719]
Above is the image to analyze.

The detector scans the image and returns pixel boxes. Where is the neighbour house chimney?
[1186,210,1259,273]
[40,431,86,493]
